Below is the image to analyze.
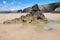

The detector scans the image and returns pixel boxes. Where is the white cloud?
[10,9,15,11]
[3,1,6,4]
[0,1,23,10]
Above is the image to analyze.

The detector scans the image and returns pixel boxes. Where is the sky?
[0,0,60,11]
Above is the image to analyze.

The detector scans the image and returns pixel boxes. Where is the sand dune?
[0,13,60,40]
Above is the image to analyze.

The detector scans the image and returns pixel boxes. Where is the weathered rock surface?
[3,4,47,24]
[54,7,60,12]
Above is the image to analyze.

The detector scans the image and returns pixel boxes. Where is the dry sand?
[0,13,60,40]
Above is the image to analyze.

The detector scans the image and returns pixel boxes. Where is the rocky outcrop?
[54,7,60,12]
[30,4,47,21]
[22,7,32,13]
[17,9,22,13]
[3,4,47,24]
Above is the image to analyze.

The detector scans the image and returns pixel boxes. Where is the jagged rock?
[31,4,47,21]
[20,4,47,23]
[20,14,33,23]
[3,4,47,24]
[32,4,40,11]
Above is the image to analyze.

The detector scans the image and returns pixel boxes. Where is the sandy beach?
[0,13,60,40]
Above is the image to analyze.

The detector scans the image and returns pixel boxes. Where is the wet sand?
[0,13,60,40]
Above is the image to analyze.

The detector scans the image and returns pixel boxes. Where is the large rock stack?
[31,4,47,21]
[3,4,47,24]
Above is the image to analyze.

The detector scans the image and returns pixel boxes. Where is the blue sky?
[0,0,60,11]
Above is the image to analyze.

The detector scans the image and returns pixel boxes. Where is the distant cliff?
[18,2,60,13]
[0,11,17,13]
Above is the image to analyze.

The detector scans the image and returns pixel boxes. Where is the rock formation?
[17,9,22,13]
[22,7,32,13]
[54,7,60,12]
[30,4,47,21]
[3,4,47,24]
